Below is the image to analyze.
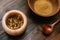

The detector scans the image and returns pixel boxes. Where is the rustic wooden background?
[0,0,60,40]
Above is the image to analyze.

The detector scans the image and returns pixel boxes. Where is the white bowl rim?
[2,10,27,32]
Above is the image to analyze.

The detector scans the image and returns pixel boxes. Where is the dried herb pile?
[6,14,23,30]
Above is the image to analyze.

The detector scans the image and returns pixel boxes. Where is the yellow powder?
[34,1,53,16]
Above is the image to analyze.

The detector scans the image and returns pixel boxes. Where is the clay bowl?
[28,0,59,17]
[2,10,27,36]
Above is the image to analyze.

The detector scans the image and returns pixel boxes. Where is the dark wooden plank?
[0,0,60,40]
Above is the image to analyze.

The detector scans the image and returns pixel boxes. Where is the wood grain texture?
[0,0,60,40]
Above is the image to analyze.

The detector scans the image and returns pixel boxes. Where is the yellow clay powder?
[34,1,53,16]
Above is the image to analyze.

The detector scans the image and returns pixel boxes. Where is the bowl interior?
[5,12,24,30]
[28,0,59,17]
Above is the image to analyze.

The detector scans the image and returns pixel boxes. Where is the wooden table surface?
[0,0,60,40]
